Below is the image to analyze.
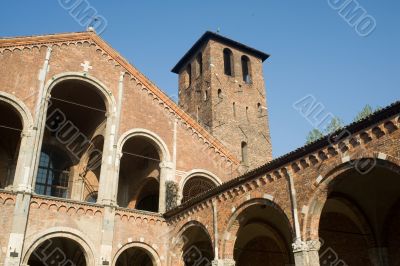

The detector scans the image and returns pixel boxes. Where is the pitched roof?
[171,31,270,74]
[0,31,240,165]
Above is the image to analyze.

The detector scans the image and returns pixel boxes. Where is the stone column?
[97,111,118,206]
[211,259,236,266]
[307,240,321,266]
[12,129,35,192]
[159,161,174,213]
[292,239,321,266]
[368,247,389,266]
[98,206,115,266]
[4,193,32,266]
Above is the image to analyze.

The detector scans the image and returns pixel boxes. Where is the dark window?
[35,149,70,198]
[136,194,159,212]
[223,48,234,76]
[241,55,251,83]
[197,53,203,76]
[218,89,222,99]
[233,102,236,119]
[241,141,248,165]
[86,192,98,203]
[257,103,262,115]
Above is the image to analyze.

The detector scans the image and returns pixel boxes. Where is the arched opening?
[318,162,400,265]
[223,48,234,76]
[182,176,217,203]
[136,178,159,212]
[0,101,23,189]
[117,136,161,212]
[35,79,107,200]
[180,224,214,266]
[116,246,154,266]
[232,202,293,266]
[196,53,203,77]
[27,237,87,266]
[241,55,251,83]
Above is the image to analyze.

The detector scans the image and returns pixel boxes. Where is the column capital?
[159,161,174,169]
[292,239,309,253]
[292,238,322,253]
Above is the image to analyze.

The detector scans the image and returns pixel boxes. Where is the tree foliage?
[306,129,324,144]
[304,105,378,144]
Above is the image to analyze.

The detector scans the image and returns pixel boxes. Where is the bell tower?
[172,31,272,169]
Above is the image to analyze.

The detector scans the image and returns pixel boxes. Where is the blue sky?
[1,1,399,157]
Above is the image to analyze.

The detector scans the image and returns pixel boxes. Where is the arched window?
[257,103,262,114]
[186,64,192,88]
[241,141,248,165]
[233,102,236,119]
[182,176,217,203]
[204,90,208,101]
[223,48,234,76]
[241,55,251,83]
[196,53,203,77]
[246,106,249,122]
[35,147,72,198]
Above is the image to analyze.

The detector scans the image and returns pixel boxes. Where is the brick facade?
[0,30,399,266]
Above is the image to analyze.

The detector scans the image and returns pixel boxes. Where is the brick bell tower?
[172,31,272,169]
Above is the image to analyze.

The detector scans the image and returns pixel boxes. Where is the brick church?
[0,29,399,266]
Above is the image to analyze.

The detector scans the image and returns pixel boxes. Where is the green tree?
[306,129,324,144]
[325,116,343,134]
[353,104,374,122]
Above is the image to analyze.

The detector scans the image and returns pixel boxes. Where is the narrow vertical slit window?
[186,64,192,88]
[197,53,203,77]
[233,102,236,119]
[241,141,248,165]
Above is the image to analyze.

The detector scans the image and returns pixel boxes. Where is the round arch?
[303,156,400,241]
[0,91,34,130]
[0,92,34,190]
[179,169,222,202]
[118,128,171,162]
[43,72,116,112]
[172,220,215,266]
[222,198,294,260]
[22,227,96,265]
[112,242,161,266]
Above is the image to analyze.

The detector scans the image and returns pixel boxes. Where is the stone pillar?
[159,161,174,213]
[292,239,321,266]
[98,206,115,266]
[4,193,32,266]
[307,240,321,266]
[293,239,310,266]
[368,247,389,266]
[211,259,236,266]
[97,111,118,206]
[12,129,35,192]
